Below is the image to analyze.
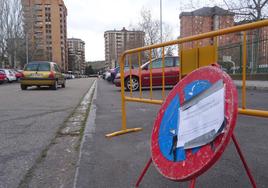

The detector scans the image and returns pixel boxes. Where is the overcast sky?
[64,0,216,61]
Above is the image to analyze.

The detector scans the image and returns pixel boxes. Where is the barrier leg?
[189,178,196,188]
[232,134,257,188]
[105,77,143,138]
[135,158,152,187]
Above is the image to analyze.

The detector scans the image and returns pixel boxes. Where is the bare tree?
[223,0,268,21]
[0,0,8,67]
[223,0,268,73]
[136,8,175,59]
[0,0,24,68]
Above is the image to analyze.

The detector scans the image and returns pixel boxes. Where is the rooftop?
[180,6,234,18]
[104,27,144,34]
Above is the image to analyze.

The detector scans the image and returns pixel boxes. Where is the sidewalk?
[233,80,268,90]
[74,79,268,188]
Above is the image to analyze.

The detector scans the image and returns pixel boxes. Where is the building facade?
[22,0,68,71]
[104,27,145,69]
[180,6,236,48]
[180,6,268,72]
[67,38,86,74]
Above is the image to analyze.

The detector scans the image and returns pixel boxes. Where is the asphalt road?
[76,79,268,188]
[0,78,95,188]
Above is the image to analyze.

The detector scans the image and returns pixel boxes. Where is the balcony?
[34,5,42,11]
[36,44,44,50]
[35,17,43,22]
[34,23,43,28]
[34,34,43,39]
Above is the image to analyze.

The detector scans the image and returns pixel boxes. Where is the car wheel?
[125,76,139,91]
[21,84,27,90]
[51,80,57,90]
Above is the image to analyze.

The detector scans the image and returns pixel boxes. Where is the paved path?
[75,79,268,188]
[0,78,95,188]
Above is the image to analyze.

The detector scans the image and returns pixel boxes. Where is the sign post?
[135,65,256,187]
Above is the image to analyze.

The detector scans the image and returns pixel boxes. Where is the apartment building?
[67,38,86,74]
[180,6,268,71]
[180,6,237,48]
[104,27,145,69]
[22,0,68,71]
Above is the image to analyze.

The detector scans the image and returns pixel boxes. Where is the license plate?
[30,73,43,78]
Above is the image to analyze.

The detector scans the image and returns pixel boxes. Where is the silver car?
[0,69,17,83]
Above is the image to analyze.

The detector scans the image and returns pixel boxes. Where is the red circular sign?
[151,66,238,181]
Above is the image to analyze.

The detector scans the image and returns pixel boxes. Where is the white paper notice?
[177,86,225,148]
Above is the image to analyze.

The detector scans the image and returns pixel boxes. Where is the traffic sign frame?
[135,66,257,188]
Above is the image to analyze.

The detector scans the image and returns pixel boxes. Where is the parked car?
[20,61,66,90]
[111,66,133,83]
[0,69,17,83]
[12,70,23,81]
[110,67,119,82]
[65,73,75,79]
[114,56,180,91]
[103,70,112,81]
[0,70,7,84]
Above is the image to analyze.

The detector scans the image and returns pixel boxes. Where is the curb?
[73,80,98,188]
[233,81,268,91]
[235,85,268,91]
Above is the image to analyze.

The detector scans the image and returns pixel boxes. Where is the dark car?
[114,56,179,91]
[110,67,120,83]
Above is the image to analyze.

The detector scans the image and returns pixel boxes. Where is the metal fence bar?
[239,108,268,118]
[242,32,247,109]
[214,36,218,62]
[120,55,127,130]
[138,52,142,98]
[125,97,163,105]
[122,20,268,56]
[149,50,153,99]
[129,56,133,97]
[105,54,143,137]
[106,19,268,138]
[179,44,182,80]
[161,47,165,100]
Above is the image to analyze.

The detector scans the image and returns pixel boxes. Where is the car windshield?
[38,63,50,71]
[25,63,50,71]
[25,64,39,71]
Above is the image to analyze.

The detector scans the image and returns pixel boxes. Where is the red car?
[0,70,7,84]
[13,70,23,81]
[114,56,180,91]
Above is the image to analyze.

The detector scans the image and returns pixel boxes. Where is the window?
[25,62,51,71]
[152,59,162,69]
[175,58,180,66]
[38,63,50,71]
[165,58,174,67]
[54,64,60,72]
[25,63,39,71]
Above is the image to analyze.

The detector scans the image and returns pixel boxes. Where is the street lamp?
[160,0,163,43]
[26,33,29,64]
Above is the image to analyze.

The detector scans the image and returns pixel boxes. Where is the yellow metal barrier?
[105,19,268,138]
